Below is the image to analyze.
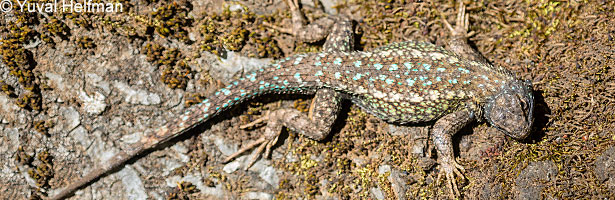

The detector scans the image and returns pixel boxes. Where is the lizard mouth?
[500,123,531,140]
[493,114,533,140]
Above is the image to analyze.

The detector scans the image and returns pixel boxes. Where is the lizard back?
[305,40,517,124]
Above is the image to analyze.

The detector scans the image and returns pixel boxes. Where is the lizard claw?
[261,0,299,34]
[222,134,280,170]
[262,22,294,34]
[239,110,270,129]
[225,110,281,169]
[286,0,300,12]
[442,1,473,38]
[262,0,308,37]
[437,158,466,198]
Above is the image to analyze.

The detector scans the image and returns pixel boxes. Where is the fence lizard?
[48,1,534,199]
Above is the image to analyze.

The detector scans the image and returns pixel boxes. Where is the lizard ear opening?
[484,81,534,140]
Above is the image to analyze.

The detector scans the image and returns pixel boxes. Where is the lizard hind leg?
[224,89,343,169]
[264,0,336,43]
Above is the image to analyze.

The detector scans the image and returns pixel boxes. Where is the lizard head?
[484,79,534,140]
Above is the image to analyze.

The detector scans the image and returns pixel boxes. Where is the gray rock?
[118,167,147,200]
[112,81,161,105]
[389,169,409,200]
[223,161,242,173]
[378,164,391,174]
[162,158,185,177]
[78,90,107,115]
[514,160,558,200]
[213,136,238,156]
[70,126,89,147]
[85,73,111,95]
[45,72,66,91]
[594,146,615,193]
[228,4,245,12]
[0,95,19,123]
[257,164,279,187]
[370,187,385,200]
[388,124,429,156]
[319,0,344,15]
[243,192,273,200]
[120,131,143,144]
[60,106,81,131]
[209,51,272,84]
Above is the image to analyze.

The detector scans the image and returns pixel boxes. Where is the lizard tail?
[48,53,321,200]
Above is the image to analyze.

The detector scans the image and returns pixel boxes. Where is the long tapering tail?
[47,53,323,199]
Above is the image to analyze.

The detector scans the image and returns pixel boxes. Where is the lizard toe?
[240,110,270,129]
[439,158,465,198]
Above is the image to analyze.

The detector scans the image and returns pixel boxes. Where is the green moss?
[34,120,53,136]
[199,5,282,59]
[76,36,95,49]
[44,16,70,39]
[0,81,16,97]
[166,181,199,200]
[142,44,192,89]
[27,151,54,188]
[151,2,193,42]
[0,23,43,111]
[15,146,33,166]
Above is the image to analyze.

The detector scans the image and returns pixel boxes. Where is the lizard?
[47,1,534,199]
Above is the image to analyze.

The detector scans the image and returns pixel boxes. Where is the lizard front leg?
[432,107,475,197]
[224,89,343,169]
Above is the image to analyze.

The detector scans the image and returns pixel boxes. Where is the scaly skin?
[48,1,533,199]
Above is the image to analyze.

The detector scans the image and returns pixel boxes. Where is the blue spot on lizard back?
[354,60,362,67]
[353,73,363,80]
[458,67,470,73]
[374,63,383,70]
[294,73,302,81]
[334,72,342,79]
[389,64,398,71]
[333,57,343,65]
[221,88,231,95]
[385,78,394,85]
[403,62,413,70]
[379,75,387,80]
[293,56,303,65]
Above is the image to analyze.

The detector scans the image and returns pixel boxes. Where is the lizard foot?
[239,110,270,129]
[222,132,280,170]
[262,22,293,34]
[262,0,301,35]
[225,110,281,169]
[437,158,466,198]
[442,1,474,38]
